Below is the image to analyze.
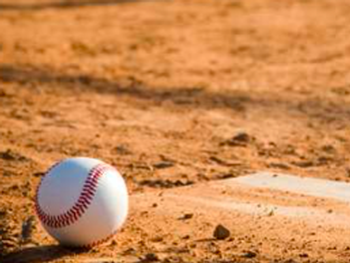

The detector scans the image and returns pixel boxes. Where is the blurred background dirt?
[1,0,350,262]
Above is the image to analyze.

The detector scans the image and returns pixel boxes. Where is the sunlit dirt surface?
[1,0,350,262]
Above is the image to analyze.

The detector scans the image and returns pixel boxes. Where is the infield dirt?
[1,0,350,262]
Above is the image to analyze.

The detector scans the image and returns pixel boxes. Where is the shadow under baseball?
[1,245,87,263]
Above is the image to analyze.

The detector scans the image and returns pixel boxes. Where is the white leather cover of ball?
[35,157,128,247]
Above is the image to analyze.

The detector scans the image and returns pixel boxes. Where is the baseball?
[35,157,128,247]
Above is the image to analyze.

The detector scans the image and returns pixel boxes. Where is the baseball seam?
[35,163,112,229]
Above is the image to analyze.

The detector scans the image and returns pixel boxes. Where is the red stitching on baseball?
[35,162,114,229]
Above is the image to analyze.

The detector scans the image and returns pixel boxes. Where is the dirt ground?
[2,0,350,262]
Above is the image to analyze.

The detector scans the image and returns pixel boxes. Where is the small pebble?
[153,161,174,169]
[150,236,163,243]
[21,216,36,243]
[143,253,159,262]
[213,224,230,240]
[178,213,193,220]
[242,251,257,258]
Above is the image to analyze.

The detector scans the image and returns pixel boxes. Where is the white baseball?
[35,157,128,247]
